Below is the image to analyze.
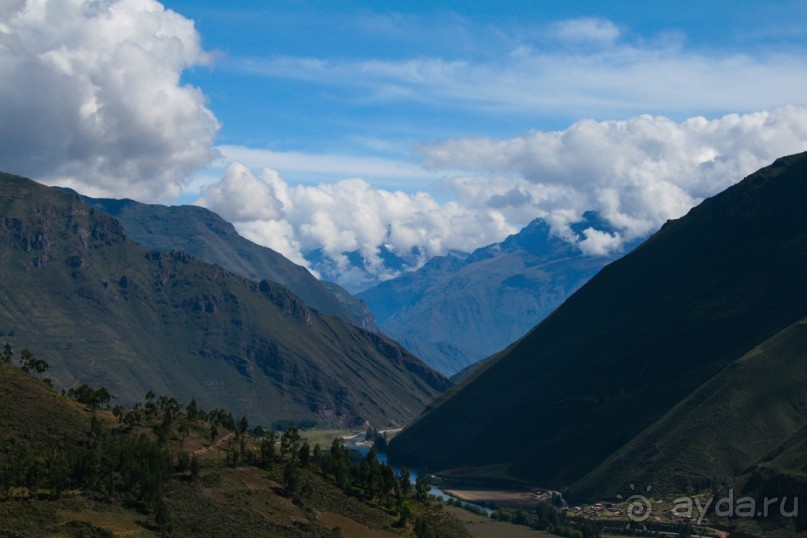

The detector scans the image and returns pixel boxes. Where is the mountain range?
[81,195,377,331]
[84,192,630,379]
[0,172,449,427]
[358,214,633,375]
[388,152,807,507]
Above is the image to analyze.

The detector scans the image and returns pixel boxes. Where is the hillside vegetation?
[0,355,469,537]
[0,172,449,427]
[570,316,807,497]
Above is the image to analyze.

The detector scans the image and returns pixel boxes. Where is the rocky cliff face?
[83,196,378,331]
[0,172,449,427]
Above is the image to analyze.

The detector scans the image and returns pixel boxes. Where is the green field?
[300,429,362,448]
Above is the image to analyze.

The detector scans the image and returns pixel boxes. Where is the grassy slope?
[0,173,448,427]
[0,463,470,538]
[569,316,807,498]
[83,197,377,330]
[0,360,89,452]
[0,361,470,537]
[728,423,807,535]
[388,152,807,489]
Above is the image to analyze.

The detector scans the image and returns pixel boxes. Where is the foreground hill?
[359,215,627,374]
[0,172,448,427]
[388,152,807,497]
[83,196,377,330]
[0,359,469,537]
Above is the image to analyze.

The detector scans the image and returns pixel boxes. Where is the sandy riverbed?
[443,488,552,510]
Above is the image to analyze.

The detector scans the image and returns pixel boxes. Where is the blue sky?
[1,0,806,289]
[162,0,807,188]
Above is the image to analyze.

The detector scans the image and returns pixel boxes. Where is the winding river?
[342,434,494,516]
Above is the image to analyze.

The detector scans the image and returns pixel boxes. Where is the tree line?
[0,342,449,536]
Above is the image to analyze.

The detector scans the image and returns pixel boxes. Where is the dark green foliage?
[351,446,384,500]
[1,344,47,375]
[176,452,190,473]
[154,498,173,536]
[534,501,559,529]
[238,415,248,435]
[298,442,311,468]
[399,467,411,497]
[111,404,125,423]
[489,503,570,535]
[0,414,171,509]
[158,396,180,420]
[396,503,412,526]
[259,430,277,467]
[280,426,300,459]
[178,423,189,448]
[189,455,201,481]
[366,426,389,451]
[324,437,351,490]
[415,472,430,500]
[17,348,48,375]
[208,409,236,431]
[186,398,199,421]
[68,384,111,408]
[414,515,439,537]
[282,461,299,497]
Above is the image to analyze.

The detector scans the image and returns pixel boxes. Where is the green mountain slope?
[731,423,807,535]
[0,356,90,455]
[388,152,807,491]
[0,172,448,427]
[569,316,807,498]
[83,196,377,330]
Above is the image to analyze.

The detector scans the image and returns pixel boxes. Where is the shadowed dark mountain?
[358,214,631,375]
[0,173,449,427]
[388,152,807,497]
[569,315,807,498]
[82,196,377,331]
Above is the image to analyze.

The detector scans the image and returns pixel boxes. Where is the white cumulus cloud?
[423,106,807,254]
[0,0,219,201]
[196,162,516,289]
[198,107,807,286]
